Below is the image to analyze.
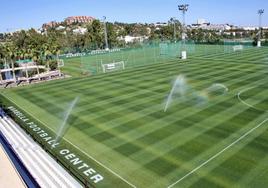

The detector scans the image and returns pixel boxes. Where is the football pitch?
[1,45,268,188]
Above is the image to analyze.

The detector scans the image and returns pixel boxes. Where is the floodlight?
[178,4,189,59]
[257,9,264,47]
[178,4,189,12]
[258,9,264,15]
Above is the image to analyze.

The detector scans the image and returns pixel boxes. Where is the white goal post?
[57,59,65,67]
[233,45,244,52]
[101,61,125,73]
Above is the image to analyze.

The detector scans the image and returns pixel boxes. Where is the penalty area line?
[167,118,268,188]
[3,95,137,188]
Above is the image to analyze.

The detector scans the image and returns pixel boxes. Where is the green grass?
[1,45,268,188]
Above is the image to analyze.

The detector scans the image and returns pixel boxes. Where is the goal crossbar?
[101,61,125,73]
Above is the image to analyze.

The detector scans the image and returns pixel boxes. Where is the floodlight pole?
[178,4,189,59]
[103,16,109,51]
[257,9,264,47]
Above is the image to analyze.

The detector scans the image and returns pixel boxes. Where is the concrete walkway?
[0,143,26,188]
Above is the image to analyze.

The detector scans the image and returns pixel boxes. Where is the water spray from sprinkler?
[164,75,188,112]
[206,83,229,96]
[164,75,229,111]
[54,96,80,145]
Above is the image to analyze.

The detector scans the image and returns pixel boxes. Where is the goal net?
[224,40,253,54]
[102,61,125,73]
[57,59,65,67]
[233,45,244,52]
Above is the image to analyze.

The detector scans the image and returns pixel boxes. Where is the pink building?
[42,21,59,30]
[65,16,95,25]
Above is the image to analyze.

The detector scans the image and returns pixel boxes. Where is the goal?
[233,45,244,52]
[101,61,125,73]
[57,59,65,67]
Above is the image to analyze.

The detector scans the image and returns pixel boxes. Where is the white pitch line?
[4,95,137,188]
[167,118,268,188]
[238,87,268,112]
[168,87,268,187]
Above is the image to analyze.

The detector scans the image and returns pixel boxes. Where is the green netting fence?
[78,41,197,75]
[59,39,255,76]
[223,40,254,53]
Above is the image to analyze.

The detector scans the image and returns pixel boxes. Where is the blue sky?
[1,0,267,32]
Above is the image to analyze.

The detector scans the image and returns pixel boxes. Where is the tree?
[87,20,103,49]
[0,44,5,59]
[161,25,173,40]
[107,23,118,48]
[0,44,6,69]
[3,44,17,81]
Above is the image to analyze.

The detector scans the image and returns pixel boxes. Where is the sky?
[0,0,268,32]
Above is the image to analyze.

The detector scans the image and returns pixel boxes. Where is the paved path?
[0,143,26,188]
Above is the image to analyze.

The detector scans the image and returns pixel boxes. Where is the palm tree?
[28,47,41,81]
[43,44,52,79]
[43,42,61,76]
[15,48,30,82]
[0,45,5,83]
[4,44,17,82]
[27,46,43,81]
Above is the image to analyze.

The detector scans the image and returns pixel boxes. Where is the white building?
[241,26,268,31]
[197,19,207,25]
[191,19,232,32]
[73,27,87,35]
[56,26,66,31]
[154,22,168,27]
[118,35,148,43]
[242,27,258,31]
[202,24,232,31]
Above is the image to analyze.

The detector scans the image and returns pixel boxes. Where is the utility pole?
[171,17,177,42]
[11,60,16,83]
[0,68,2,84]
[257,9,264,47]
[178,4,189,59]
[103,16,109,51]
